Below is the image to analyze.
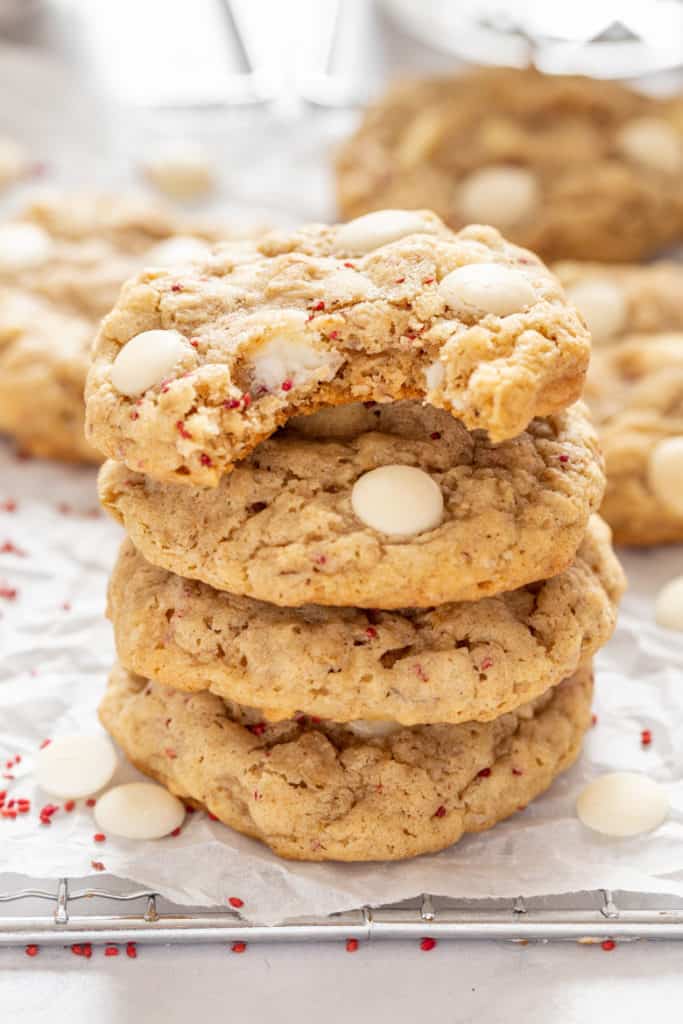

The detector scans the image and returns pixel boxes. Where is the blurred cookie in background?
[336,66,683,262]
[0,191,228,463]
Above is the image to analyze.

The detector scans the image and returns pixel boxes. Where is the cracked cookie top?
[98,399,605,608]
[108,515,622,725]
[85,213,590,485]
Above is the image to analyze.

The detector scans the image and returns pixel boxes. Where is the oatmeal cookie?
[85,215,590,485]
[98,400,605,608]
[99,661,593,861]
[336,67,683,263]
[108,516,621,725]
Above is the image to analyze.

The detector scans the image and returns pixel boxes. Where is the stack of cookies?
[85,210,625,861]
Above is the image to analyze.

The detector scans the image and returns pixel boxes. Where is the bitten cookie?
[336,67,683,263]
[100,661,593,861]
[587,334,683,545]
[85,215,590,486]
[98,400,605,608]
[108,515,622,725]
[0,191,225,462]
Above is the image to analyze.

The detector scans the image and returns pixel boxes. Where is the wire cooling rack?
[1,880,683,947]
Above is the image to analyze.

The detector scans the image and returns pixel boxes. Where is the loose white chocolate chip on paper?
[351,464,444,537]
[617,117,683,174]
[110,329,189,397]
[0,223,53,272]
[654,575,683,631]
[95,782,186,840]
[335,209,435,254]
[567,279,627,345]
[146,235,212,267]
[34,735,118,799]
[439,263,536,317]
[576,772,669,837]
[647,436,683,516]
[459,165,539,228]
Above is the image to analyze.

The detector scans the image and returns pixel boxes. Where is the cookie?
[98,400,605,608]
[336,67,683,263]
[555,261,683,345]
[0,191,224,462]
[587,334,683,545]
[108,515,622,726]
[99,661,593,861]
[84,215,590,486]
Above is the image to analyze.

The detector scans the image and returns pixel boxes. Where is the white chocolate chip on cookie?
[347,719,401,739]
[567,279,627,345]
[647,436,683,516]
[111,329,190,397]
[617,117,683,174]
[146,235,212,267]
[351,464,444,537]
[35,735,118,799]
[439,263,536,317]
[577,772,669,837]
[335,210,436,254]
[250,335,341,393]
[458,165,539,228]
[0,223,53,271]
[654,575,683,631]
[95,782,186,840]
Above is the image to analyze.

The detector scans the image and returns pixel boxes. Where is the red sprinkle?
[477,768,492,778]
[105,946,119,957]
[171,283,183,292]
[228,896,244,909]
[231,942,247,954]
[512,768,524,776]
[434,805,447,818]
[86,798,96,807]
[601,940,616,952]
[641,729,652,746]
[130,410,140,420]
[480,657,494,672]
[591,714,598,727]
[248,723,266,736]
[25,945,39,957]
[422,277,435,285]
[170,827,182,837]
[420,937,436,952]
[0,500,17,513]
[0,540,26,556]
[343,262,355,269]
[199,453,212,467]
[365,626,378,639]
[225,398,241,409]
[126,942,137,959]
[430,432,441,440]
[93,833,106,843]
[64,800,75,812]
[394,276,405,284]
[345,938,359,953]
[281,379,293,392]
[39,739,51,749]
[0,584,17,600]
[558,454,569,463]
[176,420,192,440]
[91,861,105,872]
[310,300,325,312]
[165,748,177,759]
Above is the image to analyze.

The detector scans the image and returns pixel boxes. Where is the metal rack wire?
[1,881,683,947]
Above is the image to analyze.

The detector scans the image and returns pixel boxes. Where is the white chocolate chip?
[647,436,683,516]
[424,359,445,392]
[617,117,683,174]
[95,782,186,840]
[250,336,340,392]
[566,279,627,345]
[146,235,212,267]
[458,165,539,228]
[0,223,53,272]
[335,210,436,254]
[324,268,375,302]
[347,719,401,739]
[143,142,215,200]
[110,329,189,397]
[351,464,444,537]
[439,263,536,318]
[576,772,669,837]
[654,575,683,631]
[34,735,117,799]
[0,137,28,190]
